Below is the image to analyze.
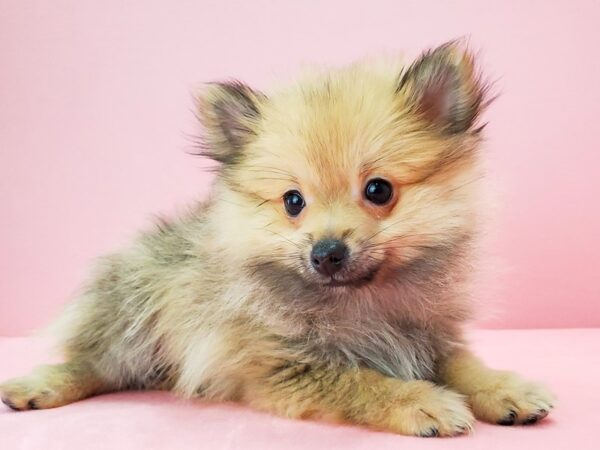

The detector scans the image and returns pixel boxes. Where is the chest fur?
[308,320,455,381]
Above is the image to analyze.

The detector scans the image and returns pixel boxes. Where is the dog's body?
[0,42,554,436]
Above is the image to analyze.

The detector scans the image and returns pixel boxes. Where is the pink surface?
[1,1,600,335]
[1,328,597,449]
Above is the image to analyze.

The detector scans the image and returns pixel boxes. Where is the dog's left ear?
[196,80,265,164]
[398,41,489,134]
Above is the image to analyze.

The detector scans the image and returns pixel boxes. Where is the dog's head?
[197,41,489,293]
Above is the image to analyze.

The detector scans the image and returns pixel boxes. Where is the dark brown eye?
[283,190,305,216]
[364,178,393,205]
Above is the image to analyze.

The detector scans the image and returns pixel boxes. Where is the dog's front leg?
[438,348,555,426]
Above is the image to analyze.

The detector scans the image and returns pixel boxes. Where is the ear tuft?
[398,40,490,134]
[196,80,265,164]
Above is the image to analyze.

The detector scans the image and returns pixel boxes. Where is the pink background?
[1,1,599,336]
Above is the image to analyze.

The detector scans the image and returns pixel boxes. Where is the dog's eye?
[364,178,393,205]
[283,190,305,216]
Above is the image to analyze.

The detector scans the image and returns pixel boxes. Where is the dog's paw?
[469,372,555,425]
[389,381,474,437]
[0,371,71,411]
[0,363,95,411]
[0,376,52,411]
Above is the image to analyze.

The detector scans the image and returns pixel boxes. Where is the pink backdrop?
[1,1,599,336]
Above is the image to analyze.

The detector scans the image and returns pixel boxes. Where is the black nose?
[310,239,348,276]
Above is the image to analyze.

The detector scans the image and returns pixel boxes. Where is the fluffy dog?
[0,41,554,437]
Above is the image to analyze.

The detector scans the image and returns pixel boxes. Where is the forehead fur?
[234,59,480,200]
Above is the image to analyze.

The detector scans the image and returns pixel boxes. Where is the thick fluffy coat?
[0,42,554,437]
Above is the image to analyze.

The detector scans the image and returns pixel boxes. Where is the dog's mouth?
[320,267,379,289]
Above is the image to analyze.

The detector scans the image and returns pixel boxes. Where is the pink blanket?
[1,329,597,449]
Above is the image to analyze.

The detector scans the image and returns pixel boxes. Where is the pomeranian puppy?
[0,41,554,437]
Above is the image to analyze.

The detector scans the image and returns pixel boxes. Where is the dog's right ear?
[196,81,265,165]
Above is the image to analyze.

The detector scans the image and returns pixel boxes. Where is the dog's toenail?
[498,418,515,425]
[498,410,517,426]
[420,427,439,437]
[27,399,39,410]
[524,415,538,425]
[2,397,21,411]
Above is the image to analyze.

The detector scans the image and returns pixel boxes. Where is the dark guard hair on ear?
[397,40,491,134]
[196,80,265,165]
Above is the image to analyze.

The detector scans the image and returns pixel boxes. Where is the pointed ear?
[196,80,265,164]
[398,41,489,134]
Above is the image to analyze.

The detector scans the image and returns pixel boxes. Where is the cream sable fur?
[0,41,554,437]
